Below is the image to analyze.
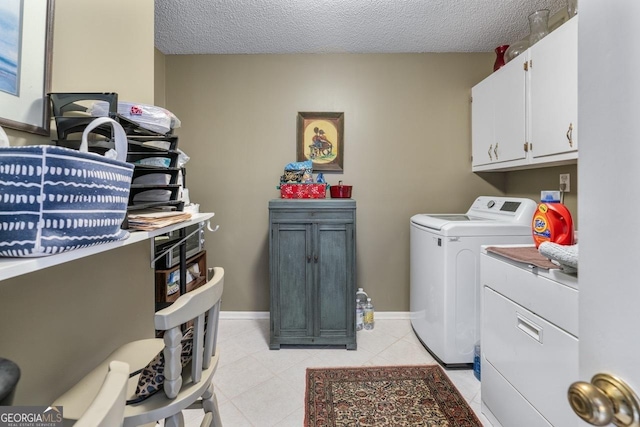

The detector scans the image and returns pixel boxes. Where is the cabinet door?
[471,74,496,167]
[472,56,528,170]
[493,55,528,165]
[529,17,578,159]
[270,223,313,341]
[315,222,355,340]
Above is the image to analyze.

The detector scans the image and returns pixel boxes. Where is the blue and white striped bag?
[0,118,134,257]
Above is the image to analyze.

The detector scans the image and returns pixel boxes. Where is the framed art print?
[297,111,344,172]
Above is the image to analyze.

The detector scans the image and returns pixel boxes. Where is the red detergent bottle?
[532,202,575,248]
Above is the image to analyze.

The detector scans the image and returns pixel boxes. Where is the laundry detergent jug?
[532,202,575,248]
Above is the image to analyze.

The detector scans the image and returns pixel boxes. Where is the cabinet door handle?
[314,254,318,263]
[494,142,499,160]
[488,144,493,161]
[566,123,574,147]
[307,255,311,263]
[516,313,543,343]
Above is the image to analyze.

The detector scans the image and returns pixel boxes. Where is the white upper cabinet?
[471,17,578,172]
[529,17,578,160]
[472,53,528,168]
[471,73,496,167]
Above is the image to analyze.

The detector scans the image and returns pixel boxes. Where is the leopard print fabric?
[281,170,304,183]
[127,326,194,404]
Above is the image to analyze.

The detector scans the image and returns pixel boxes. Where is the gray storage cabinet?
[269,199,356,350]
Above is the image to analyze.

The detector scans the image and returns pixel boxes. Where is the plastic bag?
[89,101,181,134]
[283,159,313,183]
[177,149,190,168]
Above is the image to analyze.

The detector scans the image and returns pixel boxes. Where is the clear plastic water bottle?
[473,341,481,381]
[355,288,368,307]
[356,299,364,331]
[363,298,374,330]
[356,288,368,330]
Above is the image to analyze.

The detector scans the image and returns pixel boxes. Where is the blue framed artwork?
[0,0,54,135]
[0,0,22,96]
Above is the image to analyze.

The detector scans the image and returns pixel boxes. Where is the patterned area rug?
[305,365,482,426]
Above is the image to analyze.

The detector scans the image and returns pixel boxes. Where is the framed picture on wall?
[297,112,344,172]
[0,0,55,135]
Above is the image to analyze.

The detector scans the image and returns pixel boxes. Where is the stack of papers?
[127,210,192,231]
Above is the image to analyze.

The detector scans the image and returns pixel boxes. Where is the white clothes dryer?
[410,196,537,368]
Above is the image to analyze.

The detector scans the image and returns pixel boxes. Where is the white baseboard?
[220,311,410,320]
[220,311,270,320]
[375,312,411,320]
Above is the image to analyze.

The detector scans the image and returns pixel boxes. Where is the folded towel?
[538,242,578,273]
[485,246,558,270]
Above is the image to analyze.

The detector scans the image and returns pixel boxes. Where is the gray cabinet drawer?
[270,210,354,222]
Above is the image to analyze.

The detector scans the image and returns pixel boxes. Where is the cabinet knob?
[307,255,311,263]
[314,254,318,263]
[488,144,493,161]
[567,373,640,426]
[567,123,574,147]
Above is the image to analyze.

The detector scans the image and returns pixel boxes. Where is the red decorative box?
[280,183,327,199]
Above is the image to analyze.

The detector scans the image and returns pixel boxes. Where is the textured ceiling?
[154,0,569,55]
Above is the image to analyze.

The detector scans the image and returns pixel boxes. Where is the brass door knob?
[568,373,640,426]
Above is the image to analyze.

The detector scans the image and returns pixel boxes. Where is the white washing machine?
[410,196,537,368]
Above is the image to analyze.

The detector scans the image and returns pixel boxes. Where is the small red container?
[329,181,353,198]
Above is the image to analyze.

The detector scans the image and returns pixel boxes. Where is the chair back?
[74,361,129,427]
[154,267,224,398]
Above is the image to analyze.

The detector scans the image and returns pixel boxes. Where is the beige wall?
[0,243,152,405]
[0,0,156,405]
[161,53,579,312]
[163,53,513,312]
[154,48,167,107]
[506,164,578,228]
[50,0,155,103]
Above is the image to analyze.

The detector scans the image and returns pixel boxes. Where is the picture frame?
[0,0,55,135]
[297,112,344,172]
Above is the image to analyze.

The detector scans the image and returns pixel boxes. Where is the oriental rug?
[304,365,482,427]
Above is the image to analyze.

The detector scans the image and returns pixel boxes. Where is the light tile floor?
[180,318,492,426]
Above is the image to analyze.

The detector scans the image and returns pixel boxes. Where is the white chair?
[75,361,129,427]
[54,267,224,427]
